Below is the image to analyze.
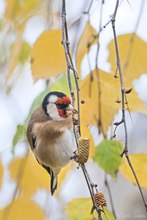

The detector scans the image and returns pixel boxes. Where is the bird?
[27,91,76,195]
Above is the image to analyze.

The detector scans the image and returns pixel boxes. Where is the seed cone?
[75,138,90,164]
[94,192,107,207]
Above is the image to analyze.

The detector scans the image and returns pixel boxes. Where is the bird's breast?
[34,128,75,169]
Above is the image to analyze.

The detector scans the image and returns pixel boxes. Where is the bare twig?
[111,0,147,213]
[61,1,102,219]
[83,0,94,15]
[95,0,106,138]
[105,174,116,218]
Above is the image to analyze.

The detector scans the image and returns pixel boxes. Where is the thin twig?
[81,164,102,220]
[105,174,116,218]
[111,0,147,213]
[61,1,102,219]
[112,0,127,154]
[83,0,94,15]
[95,0,106,138]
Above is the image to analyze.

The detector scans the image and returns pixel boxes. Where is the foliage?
[0,0,147,219]
[76,21,97,74]
[66,198,115,220]
[94,140,123,177]
[0,163,3,188]
[0,198,45,220]
[10,153,74,196]
[120,154,147,189]
[30,30,67,79]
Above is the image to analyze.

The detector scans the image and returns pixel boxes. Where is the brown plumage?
[27,91,75,195]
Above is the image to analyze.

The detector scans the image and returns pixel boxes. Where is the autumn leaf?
[0,163,3,188]
[80,69,147,135]
[30,30,67,80]
[119,154,147,189]
[108,34,147,87]
[5,0,42,23]
[94,140,123,176]
[6,39,31,80]
[76,21,97,74]
[0,198,45,220]
[10,154,49,196]
[66,198,115,220]
[10,153,73,196]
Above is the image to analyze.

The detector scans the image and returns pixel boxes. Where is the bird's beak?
[66,104,78,116]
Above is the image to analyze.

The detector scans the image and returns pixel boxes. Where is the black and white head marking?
[42,91,67,120]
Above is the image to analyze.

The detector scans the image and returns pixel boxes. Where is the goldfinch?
[27,91,76,195]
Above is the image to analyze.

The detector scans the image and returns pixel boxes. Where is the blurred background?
[0,0,147,219]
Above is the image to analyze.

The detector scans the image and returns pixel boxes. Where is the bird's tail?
[50,170,58,195]
[41,164,58,195]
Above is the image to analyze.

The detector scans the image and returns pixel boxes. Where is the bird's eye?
[56,103,67,109]
[56,103,62,107]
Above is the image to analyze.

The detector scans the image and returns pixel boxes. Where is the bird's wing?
[27,106,49,150]
[26,106,72,195]
[27,107,59,194]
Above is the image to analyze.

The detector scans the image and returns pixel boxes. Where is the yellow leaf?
[66,198,115,220]
[80,70,119,135]
[120,154,147,189]
[10,153,49,196]
[5,0,42,23]
[10,152,73,196]
[108,34,147,87]
[0,198,45,220]
[0,163,3,188]
[76,21,97,74]
[30,30,67,80]
[7,37,30,80]
[80,69,147,135]
[66,198,92,220]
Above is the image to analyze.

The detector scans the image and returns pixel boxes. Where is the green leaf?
[102,207,115,220]
[66,198,115,220]
[25,88,50,125]
[94,140,123,176]
[19,41,30,64]
[50,74,76,96]
[12,124,26,152]
[66,198,91,220]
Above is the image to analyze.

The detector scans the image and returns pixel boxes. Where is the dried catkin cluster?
[75,138,90,164]
[94,192,107,207]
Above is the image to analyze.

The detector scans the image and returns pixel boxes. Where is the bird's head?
[42,91,75,121]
